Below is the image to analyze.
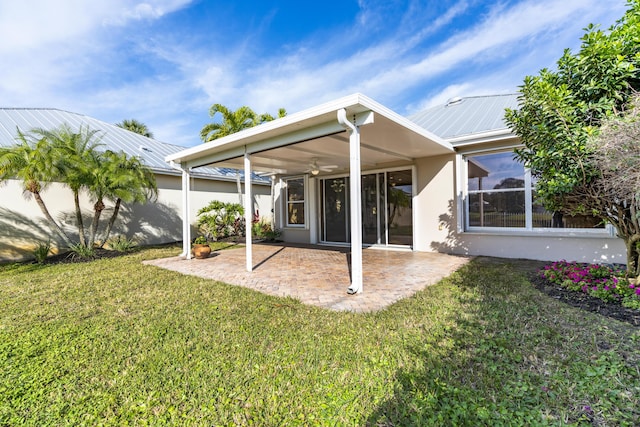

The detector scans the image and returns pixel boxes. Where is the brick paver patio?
[143,243,470,312]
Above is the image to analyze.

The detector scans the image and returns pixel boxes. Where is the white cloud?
[0,0,630,148]
[187,0,625,117]
[0,1,191,54]
[359,0,618,97]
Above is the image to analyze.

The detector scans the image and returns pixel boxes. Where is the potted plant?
[191,236,211,259]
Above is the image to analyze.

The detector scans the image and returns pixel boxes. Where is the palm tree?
[200,104,260,142]
[200,104,287,142]
[0,129,74,246]
[82,149,156,247]
[259,107,288,123]
[95,151,158,247]
[31,124,104,247]
[116,119,154,138]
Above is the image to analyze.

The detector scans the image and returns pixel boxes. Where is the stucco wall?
[447,232,626,264]
[0,174,271,262]
[413,154,455,252]
[412,153,628,264]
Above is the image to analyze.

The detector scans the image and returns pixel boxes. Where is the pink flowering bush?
[540,260,640,310]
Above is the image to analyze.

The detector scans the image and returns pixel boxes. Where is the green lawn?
[1,245,639,426]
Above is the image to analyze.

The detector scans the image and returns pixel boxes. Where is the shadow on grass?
[365,258,640,426]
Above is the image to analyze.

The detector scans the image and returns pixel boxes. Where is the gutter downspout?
[170,161,192,259]
[338,108,364,294]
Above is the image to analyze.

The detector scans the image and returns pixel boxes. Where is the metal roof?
[0,108,268,184]
[408,94,519,140]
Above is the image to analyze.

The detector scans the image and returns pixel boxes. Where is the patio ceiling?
[166,93,454,175]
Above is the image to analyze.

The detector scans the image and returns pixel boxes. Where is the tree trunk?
[552,211,564,228]
[236,173,243,205]
[32,190,74,247]
[625,235,640,278]
[73,190,86,246]
[99,198,122,248]
[88,199,105,247]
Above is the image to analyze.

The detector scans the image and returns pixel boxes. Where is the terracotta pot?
[192,244,211,259]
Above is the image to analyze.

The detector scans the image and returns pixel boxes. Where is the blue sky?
[0,0,629,147]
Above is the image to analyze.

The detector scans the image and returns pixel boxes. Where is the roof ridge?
[0,107,193,149]
[0,107,85,115]
[458,93,518,100]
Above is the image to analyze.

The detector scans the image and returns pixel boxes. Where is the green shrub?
[68,243,95,260]
[105,235,138,252]
[252,218,281,241]
[197,200,245,241]
[540,260,640,309]
[193,236,207,245]
[32,241,51,264]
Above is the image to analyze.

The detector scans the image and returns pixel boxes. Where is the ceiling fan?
[305,159,338,176]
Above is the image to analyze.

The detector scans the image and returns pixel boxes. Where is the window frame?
[283,175,307,228]
[458,147,614,237]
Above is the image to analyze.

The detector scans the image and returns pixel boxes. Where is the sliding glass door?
[387,169,413,245]
[322,177,348,243]
[320,170,413,247]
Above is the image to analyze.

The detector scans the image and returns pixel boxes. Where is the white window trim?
[283,175,308,229]
[458,149,615,237]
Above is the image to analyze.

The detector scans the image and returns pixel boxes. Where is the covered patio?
[165,93,454,296]
[144,243,469,312]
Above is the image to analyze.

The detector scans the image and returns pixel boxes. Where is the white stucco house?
[165,93,626,294]
[0,108,271,262]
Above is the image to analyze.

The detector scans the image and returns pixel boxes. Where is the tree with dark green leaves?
[200,104,286,142]
[116,119,154,138]
[505,0,640,275]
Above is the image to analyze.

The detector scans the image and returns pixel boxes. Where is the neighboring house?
[0,108,271,262]
[165,93,626,293]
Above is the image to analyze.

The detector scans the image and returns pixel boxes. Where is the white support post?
[182,167,192,259]
[348,125,363,293]
[244,151,253,272]
[338,109,364,294]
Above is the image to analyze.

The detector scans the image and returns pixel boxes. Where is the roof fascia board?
[448,129,516,146]
[184,145,246,169]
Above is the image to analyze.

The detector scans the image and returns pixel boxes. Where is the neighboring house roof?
[408,94,519,143]
[0,108,268,184]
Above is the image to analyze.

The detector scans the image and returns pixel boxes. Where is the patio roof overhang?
[166,93,454,296]
[166,93,453,175]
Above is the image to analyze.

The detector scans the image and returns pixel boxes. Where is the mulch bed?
[530,274,640,326]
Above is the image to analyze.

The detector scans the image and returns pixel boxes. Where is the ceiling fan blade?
[255,168,287,176]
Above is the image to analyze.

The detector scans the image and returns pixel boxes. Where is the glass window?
[530,178,603,229]
[465,151,604,230]
[467,152,525,228]
[285,177,305,227]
